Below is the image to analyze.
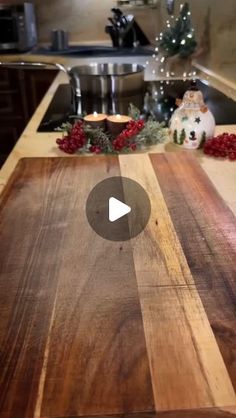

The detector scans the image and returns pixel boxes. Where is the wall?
[1,0,234,82]
[32,0,236,78]
[33,0,160,44]
[170,0,236,75]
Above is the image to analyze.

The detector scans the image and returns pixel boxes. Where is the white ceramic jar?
[169,84,215,149]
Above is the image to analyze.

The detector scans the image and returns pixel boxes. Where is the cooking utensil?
[105,25,120,47]
[68,63,144,96]
[0,61,144,114]
[166,0,175,14]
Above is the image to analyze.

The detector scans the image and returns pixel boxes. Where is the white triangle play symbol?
[109,197,131,222]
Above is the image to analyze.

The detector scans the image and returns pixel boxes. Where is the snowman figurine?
[170,81,215,149]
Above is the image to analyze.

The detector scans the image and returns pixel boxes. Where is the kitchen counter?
[0,70,235,215]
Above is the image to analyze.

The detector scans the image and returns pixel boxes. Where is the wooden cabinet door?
[0,68,58,167]
[24,69,58,118]
[0,118,25,164]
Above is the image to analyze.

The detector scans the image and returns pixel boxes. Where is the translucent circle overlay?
[86,176,151,241]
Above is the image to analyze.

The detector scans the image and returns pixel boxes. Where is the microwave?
[0,2,37,52]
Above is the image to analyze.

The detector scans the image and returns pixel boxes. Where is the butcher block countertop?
[0,70,236,418]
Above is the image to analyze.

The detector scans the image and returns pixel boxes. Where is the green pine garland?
[56,103,168,154]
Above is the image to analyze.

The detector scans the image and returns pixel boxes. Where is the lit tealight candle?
[107,114,131,137]
[84,112,107,130]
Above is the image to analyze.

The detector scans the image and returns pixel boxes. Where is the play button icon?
[86,177,151,241]
[109,197,131,222]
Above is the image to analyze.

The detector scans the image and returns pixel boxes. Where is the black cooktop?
[38,79,236,132]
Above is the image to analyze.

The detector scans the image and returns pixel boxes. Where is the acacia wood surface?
[150,152,236,391]
[0,157,154,418]
[120,154,236,410]
[0,154,236,418]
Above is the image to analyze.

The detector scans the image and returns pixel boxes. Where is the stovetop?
[38,79,236,132]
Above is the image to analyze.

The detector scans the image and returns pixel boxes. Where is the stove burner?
[37,80,236,132]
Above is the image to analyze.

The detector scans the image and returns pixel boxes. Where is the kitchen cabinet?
[24,69,58,118]
[0,68,57,166]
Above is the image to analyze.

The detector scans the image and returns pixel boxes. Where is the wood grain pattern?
[119,154,236,411]
[0,154,236,417]
[28,407,236,418]
[155,406,236,418]
[0,157,154,418]
[150,152,236,391]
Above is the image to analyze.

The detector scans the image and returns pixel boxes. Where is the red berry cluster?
[89,145,102,154]
[56,121,86,154]
[204,133,236,161]
[112,119,145,151]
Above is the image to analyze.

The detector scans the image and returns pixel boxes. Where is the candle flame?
[116,114,121,119]
[93,111,98,117]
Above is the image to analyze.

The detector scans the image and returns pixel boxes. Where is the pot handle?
[0,61,68,74]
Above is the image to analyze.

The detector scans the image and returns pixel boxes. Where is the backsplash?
[32,0,235,78]
[32,0,158,44]
[1,0,235,77]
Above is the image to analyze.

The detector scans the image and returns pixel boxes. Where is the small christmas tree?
[173,129,178,144]
[159,3,197,58]
[179,128,186,144]
[199,131,206,148]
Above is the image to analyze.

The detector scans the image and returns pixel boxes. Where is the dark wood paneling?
[0,119,25,153]
[24,69,57,118]
[0,68,57,167]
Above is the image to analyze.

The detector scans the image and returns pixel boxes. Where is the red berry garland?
[204,133,236,161]
[89,145,102,154]
[112,119,145,151]
[56,121,86,154]
[56,119,145,154]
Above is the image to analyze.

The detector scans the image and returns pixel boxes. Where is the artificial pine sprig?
[135,120,168,145]
[159,2,197,58]
[128,103,141,121]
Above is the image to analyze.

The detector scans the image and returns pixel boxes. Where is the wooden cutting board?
[0,153,236,418]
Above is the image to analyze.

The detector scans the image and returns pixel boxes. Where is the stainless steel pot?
[0,61,144,113]
[69,63,144,98]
